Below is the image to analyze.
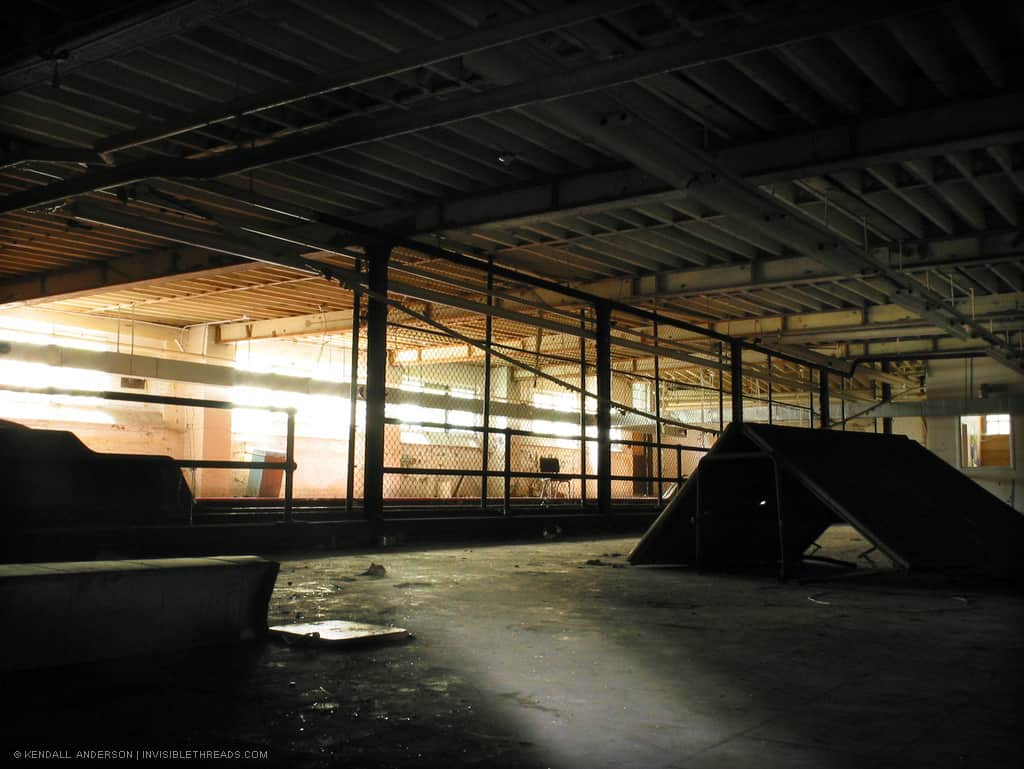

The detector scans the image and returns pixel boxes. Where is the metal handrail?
[5,384,698,517]
[0,383,298,523]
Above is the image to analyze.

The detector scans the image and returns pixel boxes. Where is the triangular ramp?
[629,423,1024,580]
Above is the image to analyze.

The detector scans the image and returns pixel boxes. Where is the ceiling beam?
[357,165,676,233]
[660,292,1023,343]
[0,0,937,215]
[0,305,182,343]
[0,138,106,167]
[718,90,1024,184]
[946,152,1018,226]
[153,131,1024,370]
[774,39,862,115]
[843,335,1023,358]
[867,165,955,233]
[215,309,354,343]
[211,287,1022,387]
[345,91,1024,237]
[901,158,986,231]
[78,0,649,161]
[56,167,1024,373]
[831,26,910,107]
[988,145,1024,195]
[60,200,729,368]
[500,256,836,308]
[867,394,1024,418]
[0,246,246,309]
[730,50,827,125]
[945,3,1004,89]
[887,15,958,97]
[65,200,335,279]
[577,100,1023,371]
[80,182,748,347]
[0,0,258,95]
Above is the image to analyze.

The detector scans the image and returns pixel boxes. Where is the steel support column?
[718,343,725,431]
[362,243,391,522]
[596,300,612,516]
[481,257,494,512]
[653,316,663,501]
[580,308,588,507]
[345,262,362,516]
[730,341,744,425]
[283,410,295,524]
[808,367,815,428]
[873,381,879,433]
[772,457,788,581]
[819,369,830,429]
[881,361,894,435]
[841,376,847,431]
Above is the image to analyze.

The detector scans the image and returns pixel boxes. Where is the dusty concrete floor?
[4,525,1023,768]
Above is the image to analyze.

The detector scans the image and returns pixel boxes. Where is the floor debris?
[542,525,562,540]
[359,563,387,578]
[5,532,1016,769]
[269,620,410,646]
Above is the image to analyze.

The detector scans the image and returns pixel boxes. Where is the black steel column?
[767,353,774,425]
[808,367,814,428]
[362,243,391,522]
[772,458,787,581]
[284,409,295,523]
[345,264,361,516]
[694,469,705,572]
[872,380,879,433]
[653,317,663,501]
[595,300,612,516]
[881,361,893,435]
[503,427,512,515]
[717,343,724,431]
[730,340,743,425]
[579,309,588,507]
[841,376,847,431]
[819,369,830,429]
[480,257,493,512]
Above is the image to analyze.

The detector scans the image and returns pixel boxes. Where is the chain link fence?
[1,243,897,524]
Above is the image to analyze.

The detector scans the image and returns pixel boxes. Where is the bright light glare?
[0,361,116,425]
[0,319,111,352]
[230,385,360,439]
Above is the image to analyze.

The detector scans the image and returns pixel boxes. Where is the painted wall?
[924,359,1024,511]
[15,417,185,459]
[0,375,186,461]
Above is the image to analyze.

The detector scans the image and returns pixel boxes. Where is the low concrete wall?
[0,556,279,671]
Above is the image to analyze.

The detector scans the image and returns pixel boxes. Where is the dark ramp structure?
[0,556,280,671]
[0,420,192,531]
[629,424,1024,581]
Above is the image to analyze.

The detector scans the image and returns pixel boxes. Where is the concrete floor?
[3,525,1022,768]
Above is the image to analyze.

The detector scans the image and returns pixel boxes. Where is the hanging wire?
[315,304,329,368]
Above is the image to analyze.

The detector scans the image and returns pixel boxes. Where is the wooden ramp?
[629,424,1024,580]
